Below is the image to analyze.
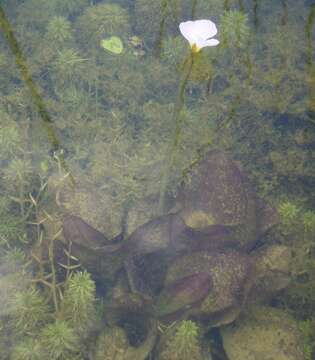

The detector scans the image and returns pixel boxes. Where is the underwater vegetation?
[2,264,98,359]
[159,320,203,360]
[0,0,315,359]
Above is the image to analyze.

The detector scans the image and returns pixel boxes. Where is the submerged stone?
[221,306,305,360]
[162,250,254,327]
[155,272,212,319]
[249,245,292,303]
[176,150,277,250]
[62,215,110,250]
[94,321,157,360]
[158,243,292,327]
[122,213,187,293]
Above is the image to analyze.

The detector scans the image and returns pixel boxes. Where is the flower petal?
[193,19,218,40]
[204,38,220,47]
[179,21,197,45]
[194,37,219,49]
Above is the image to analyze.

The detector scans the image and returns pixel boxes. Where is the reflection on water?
[0,0,315,359]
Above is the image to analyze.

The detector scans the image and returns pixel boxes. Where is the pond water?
[0,0,315,359]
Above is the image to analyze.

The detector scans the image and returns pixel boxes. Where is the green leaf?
[100,36,123,54]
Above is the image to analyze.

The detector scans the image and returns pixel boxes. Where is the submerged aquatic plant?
[53,49,86,84]
[278,201,300,227]
[220,10,250,49]
[0,198,26,246]
[52,0,89,17]
[60,271,96,333]
[179,19,219,53]
[134,0,181,47]
[4,159,33,191]
[3,159,35,218]
[76,3,130,50]
[303,211,315,234]
[161,36,187,66]
[299,319,315,360]
[40,320,80,359]
[159,19,219,212]
[0,120,21,158]
[2,247,29,270]
[11,337,42,360]
[10,288,50,335]
[160,320,202,360]
[46,16,73,47]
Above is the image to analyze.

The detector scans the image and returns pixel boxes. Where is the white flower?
[179,19,219,53]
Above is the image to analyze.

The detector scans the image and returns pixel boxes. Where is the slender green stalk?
[48,236,59,313]
[191,0,197,19]
[224,0,230,11]
[158,52,195,213]
[153,0,169,57]
[306,4,315,118]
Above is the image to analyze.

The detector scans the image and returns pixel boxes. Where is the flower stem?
[158,52,194,214]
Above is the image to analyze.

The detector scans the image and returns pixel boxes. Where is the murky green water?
[0,0,315,359]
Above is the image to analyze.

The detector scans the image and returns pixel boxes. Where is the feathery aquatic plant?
[0,198,26,245]
[11,338,42,360]
[220,10,250,49]
[53,0,89,17]
[0,119,21,158]
[278,201,300,227]
[160,320,202,360]
[303,211,315,234]
[60,271,96,333]
[53,49,86,84]
[161,36,189,67]
[4,159,33,190]
[10,288,50,335]
[75,3,130,50]
[40,320,80,359]
[46,16,73,47]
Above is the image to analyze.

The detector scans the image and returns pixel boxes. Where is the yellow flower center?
[191,43,201,53]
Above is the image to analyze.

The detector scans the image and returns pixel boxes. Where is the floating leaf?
[101,36,123,54]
